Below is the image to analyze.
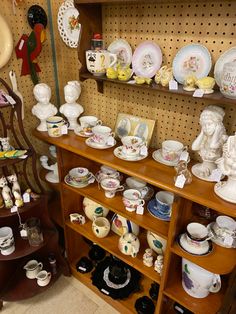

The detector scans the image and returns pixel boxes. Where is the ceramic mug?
[126,177,149,198]
[86,50,117,76]
[220,61,236,99]
[92,217,110,238]
[100,178,124,198]
[46,116,67,138]
[182,258,221,298]
[155,191,174,217]
[36,270,52,287]
[0,227,15,256]
[121,136,146,157]
[161,140,187,162]
[122,189,145,212]
[91,125,115,146]
[23,260,43,279]
[79,116,102,135]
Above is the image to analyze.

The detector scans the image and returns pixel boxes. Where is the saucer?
[207,222,236,249]
[147,199,171,221]
[64,173,94,188]
[74,126,93,138]
[178,233,213,256]
[152,149,179,167]
[114,146,148,162]
[85,138,116,149]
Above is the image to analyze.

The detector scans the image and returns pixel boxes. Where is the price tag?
[23,192,30,203]
[88,177,95,184]
[20,229,27,238]
[78,266,86,272]
[208,169,223,182]
[169,79,178,90]
[175,174,186,188]
[136,205,144,215]
[127,80,136,85]
[10,206,18,213]
[19,39,25,50]
[140,145,148,156]
[106,136,115,146]
[179,151,189,162]
[61,125,68,135]
[5,94,16,105]
[193,89,204,98]
[101,289,109,295]
[224,235,233,247]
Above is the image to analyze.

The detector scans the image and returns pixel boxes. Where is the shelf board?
[66,220,161,283]
[63,182,169,238]
[171,241,236,275]
[164,266,224,314]
[80,72,236,105]
[70,261,155,314]
[0,230,55,261]
[33,130,236,218]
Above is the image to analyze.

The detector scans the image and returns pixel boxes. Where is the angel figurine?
[59,81,84,130]
[191,105,228,181]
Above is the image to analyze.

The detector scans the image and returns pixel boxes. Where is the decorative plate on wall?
[214,47,236,87]
[0,14,13,69]
[108,39,132,67]
[173,44,212,84]
[57,0,81,48]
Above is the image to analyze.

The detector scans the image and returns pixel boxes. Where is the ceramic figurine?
[154,255,164,275]
[7,173,23,207]
[155,66,173,87]
[0,176,13,208]
[174,160,192,185]
[40,156,59,183]
[106,66,118,79]
[0,137,13,151]
[214,133,236,203]
[143,248,154,267]
[183,75,197,91]
[59,81,84,130]
[32,83,58,132]
[155,66,167,84]
[134,76,152,85]
[117,65,133,81]
[192,105,228,181]
[196,77,215,94]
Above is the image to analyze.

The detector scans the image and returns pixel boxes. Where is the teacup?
[86,50,117,76]
[122,189,145,212]
[0,227,15,256]
[100,178,124,198]
[186,222,211,247]
[79,116,102,135]
[96,165,120,182]
[161,140,187,162]
[91,125,115,146]
[36,270,51,287]
[92,217,110,238]
[213,215,236,239]
[155,191,174,217]
[126,177,149,198]
[121,136,146,157]
[46,116,67,138]
[68,167,89,182]
[23,260,43,279]
[69,213,86,225]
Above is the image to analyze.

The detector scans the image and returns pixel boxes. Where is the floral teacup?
[122,189,145,212]
[100,178,124,198]
[91,125,115,146]
[121,136,146,157]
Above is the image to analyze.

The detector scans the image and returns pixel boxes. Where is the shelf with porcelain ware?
[33,130,236,218]
[66,219,161,283]
[0,149,32,168]
[0,229,55,261]
[79,72,236,105]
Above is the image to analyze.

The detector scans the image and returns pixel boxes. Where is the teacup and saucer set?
[64,167,95,188]
[125,176,154,201]
[100,178,124,198]
[95,164,122,182]
[85,125,116,149]
[207,215,236,248]
[147,190,174,221]
[122,189,145,213]
[74,116,102,137]
[114,136,148,161]
[152,140,188,166]
[178,222,213,256]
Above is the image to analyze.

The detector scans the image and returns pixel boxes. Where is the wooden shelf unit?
[34,129,235,314]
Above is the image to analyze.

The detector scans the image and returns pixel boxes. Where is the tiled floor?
[2,275,119,314]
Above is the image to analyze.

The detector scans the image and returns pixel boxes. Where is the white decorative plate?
[132,41,162,78]
[0,14,13,69]
[214,47,236,87]
[108,39,132,67]
[57,0,81,48]
[172,44,212,84]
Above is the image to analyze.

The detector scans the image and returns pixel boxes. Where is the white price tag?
[106,136,115,146]
[224,235,233,247]
[61,125,68,135]
[127,80,136,85]
[175,174,186,188]
[88,177,95,184]
[78,266,86,272]
[140,145,148,156]
[169,79,178,90]
[179,151,189,162]
[5,95,16,105]
[20,229,27,238]
[19,39,25,50]
[208,169,223,182]
[193,89,204,98]
[23,192,30,203]
[101,289,109,295]
[136,205,144,215]
[10,206,18,213]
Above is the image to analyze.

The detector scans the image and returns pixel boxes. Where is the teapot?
[118,232,140,258]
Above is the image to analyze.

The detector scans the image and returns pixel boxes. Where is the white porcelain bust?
[32,83,58,131]
[191,105,228,180]
[59,81,84,130]
[214,133,236,203]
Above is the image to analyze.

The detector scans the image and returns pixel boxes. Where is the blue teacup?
[155,191,174,217]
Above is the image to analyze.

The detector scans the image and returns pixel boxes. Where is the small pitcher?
[24,259,43,279]
[92,217,110,238]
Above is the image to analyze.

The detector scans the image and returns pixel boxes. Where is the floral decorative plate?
[214,47,236,86]
[132,41,162,78]
[172,44,212,84]
[108,39,132,67]
[57,0,81,48]
[0,14,13,69]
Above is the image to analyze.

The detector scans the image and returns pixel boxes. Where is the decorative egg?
[82,197,109,221]
[147,230,167,255]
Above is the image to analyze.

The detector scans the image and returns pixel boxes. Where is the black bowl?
[135,296,155,314]
[88,244,106,262]
[76,257,93,273]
